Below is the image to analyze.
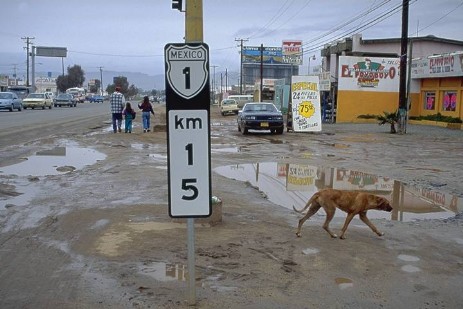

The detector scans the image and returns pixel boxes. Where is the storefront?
[336,55,420,122]
[411,52,463,120]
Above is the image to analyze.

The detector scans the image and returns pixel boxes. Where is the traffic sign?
[165,43,211,218]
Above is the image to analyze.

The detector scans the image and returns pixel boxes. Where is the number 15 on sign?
[168,110,211,217]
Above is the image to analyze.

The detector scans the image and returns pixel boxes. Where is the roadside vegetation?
[358,111,462,134]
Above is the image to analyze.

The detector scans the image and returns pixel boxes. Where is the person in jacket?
[110,86,125,133]
[123,102,136,133]
[138,96,154,132]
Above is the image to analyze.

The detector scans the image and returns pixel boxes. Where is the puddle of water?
[0,146,106,177]
[335,277,354,290]
[211,145,241,153]
[213,162,461,222]
[401,265,421,273]
[398,254,420,262]
[302,248,319,255]
[149,153,168,162]
[139,262,188,282]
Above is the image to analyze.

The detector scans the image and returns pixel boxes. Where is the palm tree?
[376,110,399,133]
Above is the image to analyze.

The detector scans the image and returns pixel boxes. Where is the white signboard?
[411,53,463,78]
[338,56,400,92]
[291,75,322,132]
[168,110,210,217]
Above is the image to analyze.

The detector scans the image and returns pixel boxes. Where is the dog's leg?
[322,205,338,238]
[295,202,321,237]
[339,213,356,239]
[359,212,384,237]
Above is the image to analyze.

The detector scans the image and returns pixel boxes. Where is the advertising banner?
[338,56,400,92]
[282,40,303,65]
[411,53,463,78]
[242,46,283,64]
[291,75,322,132]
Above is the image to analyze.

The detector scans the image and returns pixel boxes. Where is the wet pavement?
[1,105,463,308]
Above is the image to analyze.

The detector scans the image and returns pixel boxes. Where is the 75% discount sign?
[164,43,211,218]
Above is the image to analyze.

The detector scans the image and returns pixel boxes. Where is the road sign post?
[165,43,210,305]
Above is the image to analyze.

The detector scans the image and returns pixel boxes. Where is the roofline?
[361,35,463,46]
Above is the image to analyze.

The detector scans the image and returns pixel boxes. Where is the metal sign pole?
[187,218,195,304]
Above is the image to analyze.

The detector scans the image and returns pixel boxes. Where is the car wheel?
[24,107,27,110]
[277,128,284,135]
[9,105,13,112]
[49,105,52,109]
[18,105,22,111]
[241,126,248,135]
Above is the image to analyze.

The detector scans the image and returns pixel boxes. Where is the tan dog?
[293,189,393,239]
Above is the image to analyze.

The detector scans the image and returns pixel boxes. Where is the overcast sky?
[1,0,463,78]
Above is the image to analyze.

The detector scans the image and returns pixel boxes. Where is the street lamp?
[308,55,316,75]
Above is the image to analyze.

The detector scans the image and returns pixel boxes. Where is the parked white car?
[22,93,53,109]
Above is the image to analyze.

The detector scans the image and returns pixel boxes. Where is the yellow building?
[321,34,463,123]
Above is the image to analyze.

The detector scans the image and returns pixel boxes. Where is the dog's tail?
[293,192,319,213]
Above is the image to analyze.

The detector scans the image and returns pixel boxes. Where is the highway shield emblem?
[165,44,209,99]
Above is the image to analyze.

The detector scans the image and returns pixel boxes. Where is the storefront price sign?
[165,43,211,218]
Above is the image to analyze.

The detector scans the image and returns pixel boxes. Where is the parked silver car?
[0,91,23,112]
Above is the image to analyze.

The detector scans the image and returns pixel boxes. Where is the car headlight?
[272,116,283,120]
[245,116,256,120]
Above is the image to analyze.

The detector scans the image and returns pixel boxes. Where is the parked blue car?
[0,91,23,112]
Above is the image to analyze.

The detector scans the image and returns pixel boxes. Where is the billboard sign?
[35,46,67,58]
[282,40,303,65]
[242,46,284,64]
[291,75,322,132]
[338,56,400,92]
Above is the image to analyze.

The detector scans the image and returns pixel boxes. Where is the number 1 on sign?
[183,67,190,89]
[185,143,193,165]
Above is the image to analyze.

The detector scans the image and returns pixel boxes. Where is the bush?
[409,113,462,123]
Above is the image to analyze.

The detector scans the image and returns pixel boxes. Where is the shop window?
[424,92,435,110]
[442,91,457,112]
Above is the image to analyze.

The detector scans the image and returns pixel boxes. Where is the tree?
[67,65,85,87]
[106,76,138,98]
[56,74,70,93]
[377,110,399,134]
[55,65,86,93]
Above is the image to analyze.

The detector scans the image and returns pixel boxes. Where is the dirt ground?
[1,104,463,309]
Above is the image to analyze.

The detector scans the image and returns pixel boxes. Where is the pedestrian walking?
[138,96,155,133]
[110,86,125,133]
[123,102,136,133]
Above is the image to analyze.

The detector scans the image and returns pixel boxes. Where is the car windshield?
[222,99,236,105]
[27,93,45,99]
[0,93,13,99]
[243,104,276,113]
[57,94,70,98]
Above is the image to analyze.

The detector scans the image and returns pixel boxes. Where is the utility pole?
[211,65,218,105]
[235,38,248,94]
[22,36,34,87]
[184,0,202,305]
[98,66,104,95]
[260,44,264,102]
[398,0,409,134]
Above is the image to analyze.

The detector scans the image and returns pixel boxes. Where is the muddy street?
[0,103,462,308]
